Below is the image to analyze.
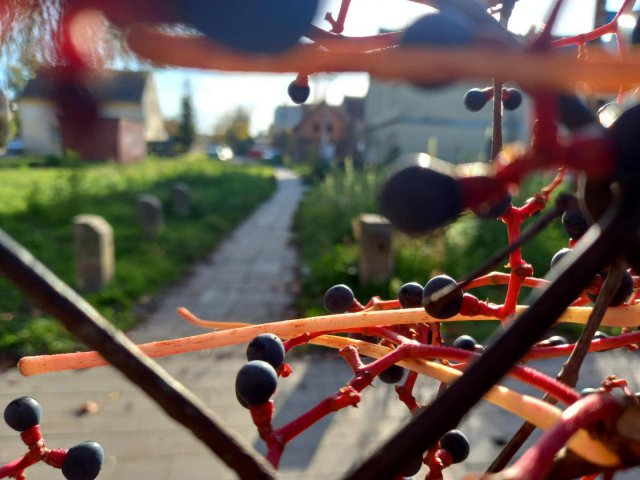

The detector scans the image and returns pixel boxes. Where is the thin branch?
[457,195,567,290]
[490,0,516,159]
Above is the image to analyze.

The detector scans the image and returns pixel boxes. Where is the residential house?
[364,79,530,165]
[18,69,167,162]
[288,97,365,164]
[272,105,304,132]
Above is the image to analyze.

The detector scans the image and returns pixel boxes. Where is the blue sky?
[155,0,606,135]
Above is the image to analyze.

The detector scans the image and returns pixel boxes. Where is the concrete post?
[172,182,191,217]
[352,214,395,284]
[73,214,115,292]
[138,194,164,241]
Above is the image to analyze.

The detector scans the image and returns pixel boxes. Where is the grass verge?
[0,155,275,360]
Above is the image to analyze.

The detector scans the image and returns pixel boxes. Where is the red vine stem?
[0,427,67,479]
[256,337,581,466]
[551,0,636,48]
[324,0,352,34]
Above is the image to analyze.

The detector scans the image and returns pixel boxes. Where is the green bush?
[0,155,275,359]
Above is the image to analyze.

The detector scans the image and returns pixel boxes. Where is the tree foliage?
[175,81,196,153]
[212,107,253,155]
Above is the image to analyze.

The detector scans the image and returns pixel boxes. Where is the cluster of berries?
[2,397,103,480]
[551,207,635,305]
[463,87,523,112]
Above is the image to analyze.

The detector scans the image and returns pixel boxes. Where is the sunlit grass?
[0,155,276,359]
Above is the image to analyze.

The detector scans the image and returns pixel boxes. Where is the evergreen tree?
[175,80,196,153]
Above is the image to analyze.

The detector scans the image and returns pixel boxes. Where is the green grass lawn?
[0,155,276,359]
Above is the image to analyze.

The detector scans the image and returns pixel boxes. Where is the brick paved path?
[2,168,640,479]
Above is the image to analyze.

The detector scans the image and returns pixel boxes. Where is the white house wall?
[365,80,530,164]
[142,78,168,142]
[19,101,61,155]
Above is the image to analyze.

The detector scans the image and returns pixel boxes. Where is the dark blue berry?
[452,335,477,352]
[593,330,609,340]
[546,335,568,346]
[557,95,597,131]
[587,270,634,306]
[612,270,634,306]
[380,158,462,235]
[180,0,319,53]
[550,248,573,270]
[608,103,640,182]
[402,10,476,48]
[472,193,512,219]
[633,17,640,45]
[323,284,355,313]
[287,81,310,104]
[236,386,250,409]
[401,10,476,89]
[62,441,104,480]
[246,334,285,369]
[502,88,522,111]
[398,282,424,308]
[235,361,278,406]
[423,275,462,319]
[4,397,42,432]
[439,430,470,463]
[379,364,405,384]
[562,209,590,240]
[463,89,488,112]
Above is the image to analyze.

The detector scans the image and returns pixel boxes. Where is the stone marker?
[172,182,191,217]
[138,194,164,241]
[352,214,394,284]
[73,214,115,292]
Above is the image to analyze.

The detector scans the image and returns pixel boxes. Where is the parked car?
[207,144,234,161]
[5,138,24,156]
[247,146,280,162]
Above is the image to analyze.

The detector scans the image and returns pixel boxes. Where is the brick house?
[291,97,365,164]
[18,69,167,162]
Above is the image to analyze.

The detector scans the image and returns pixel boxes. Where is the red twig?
[324,0,352,34]
[551,0,636,48]
[532,0,570,50]
[525,330,640,361]
[396,371,421,412]
[0,426,67,479]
